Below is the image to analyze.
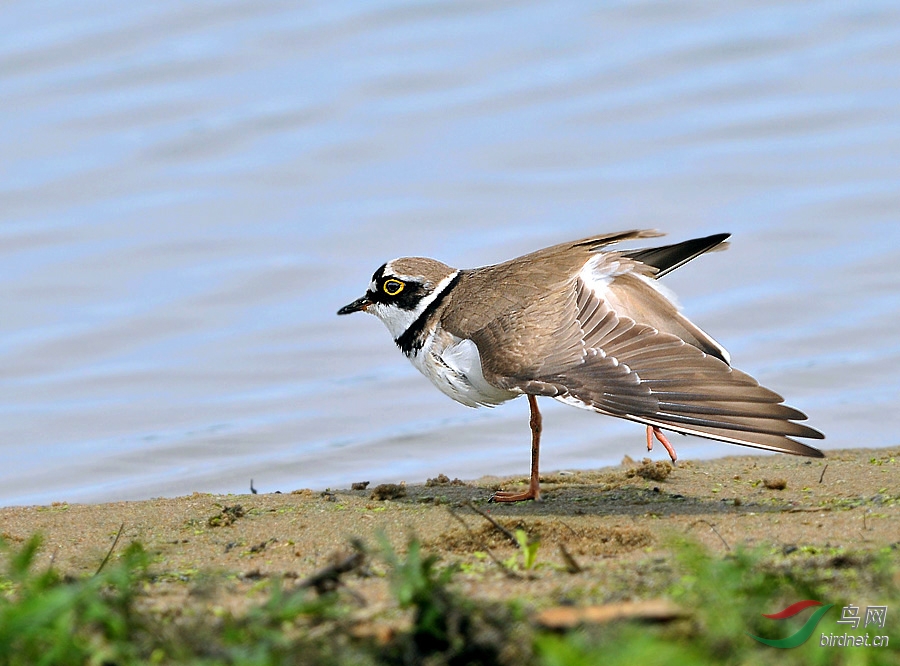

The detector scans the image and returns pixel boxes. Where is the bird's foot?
[646,425,678,465]
[489,487,541,503]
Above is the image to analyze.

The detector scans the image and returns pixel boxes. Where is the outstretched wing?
[488,264,825,457]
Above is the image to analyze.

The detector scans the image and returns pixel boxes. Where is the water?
[1,0,898,506]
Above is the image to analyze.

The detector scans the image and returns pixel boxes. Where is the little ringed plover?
[338,230,824,502]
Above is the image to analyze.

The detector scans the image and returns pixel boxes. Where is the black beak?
[337,295,372,315]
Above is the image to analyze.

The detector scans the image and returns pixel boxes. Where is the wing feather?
[497,274,824,457]
[455,233,824,458]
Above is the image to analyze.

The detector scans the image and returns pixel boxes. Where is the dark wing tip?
[779,434,826,457]
[623,232,731,279]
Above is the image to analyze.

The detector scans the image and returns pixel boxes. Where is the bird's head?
[337,257,459,339]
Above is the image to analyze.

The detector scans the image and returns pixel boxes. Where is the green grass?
[0,534,151,666]
[538,539,899,666]
[1,533,897,665]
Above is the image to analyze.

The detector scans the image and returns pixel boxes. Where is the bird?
[337,230,824,502]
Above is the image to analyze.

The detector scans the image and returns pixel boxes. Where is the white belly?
[409,332,519,408]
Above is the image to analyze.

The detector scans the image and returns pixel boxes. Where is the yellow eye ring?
[383,279,405,296]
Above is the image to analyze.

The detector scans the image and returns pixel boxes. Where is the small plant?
[378,533,458,653]
[377,533,524,665]
[508,529,540,571]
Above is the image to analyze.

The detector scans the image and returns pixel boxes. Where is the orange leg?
[490,395,542,503]
[646,425,678,464]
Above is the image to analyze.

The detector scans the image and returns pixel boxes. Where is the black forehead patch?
[367,266,429,310]
[371,263,388,283]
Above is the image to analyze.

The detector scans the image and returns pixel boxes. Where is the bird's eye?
[383,279,405,296]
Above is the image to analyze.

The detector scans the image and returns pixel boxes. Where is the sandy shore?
[1,447,897,617]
